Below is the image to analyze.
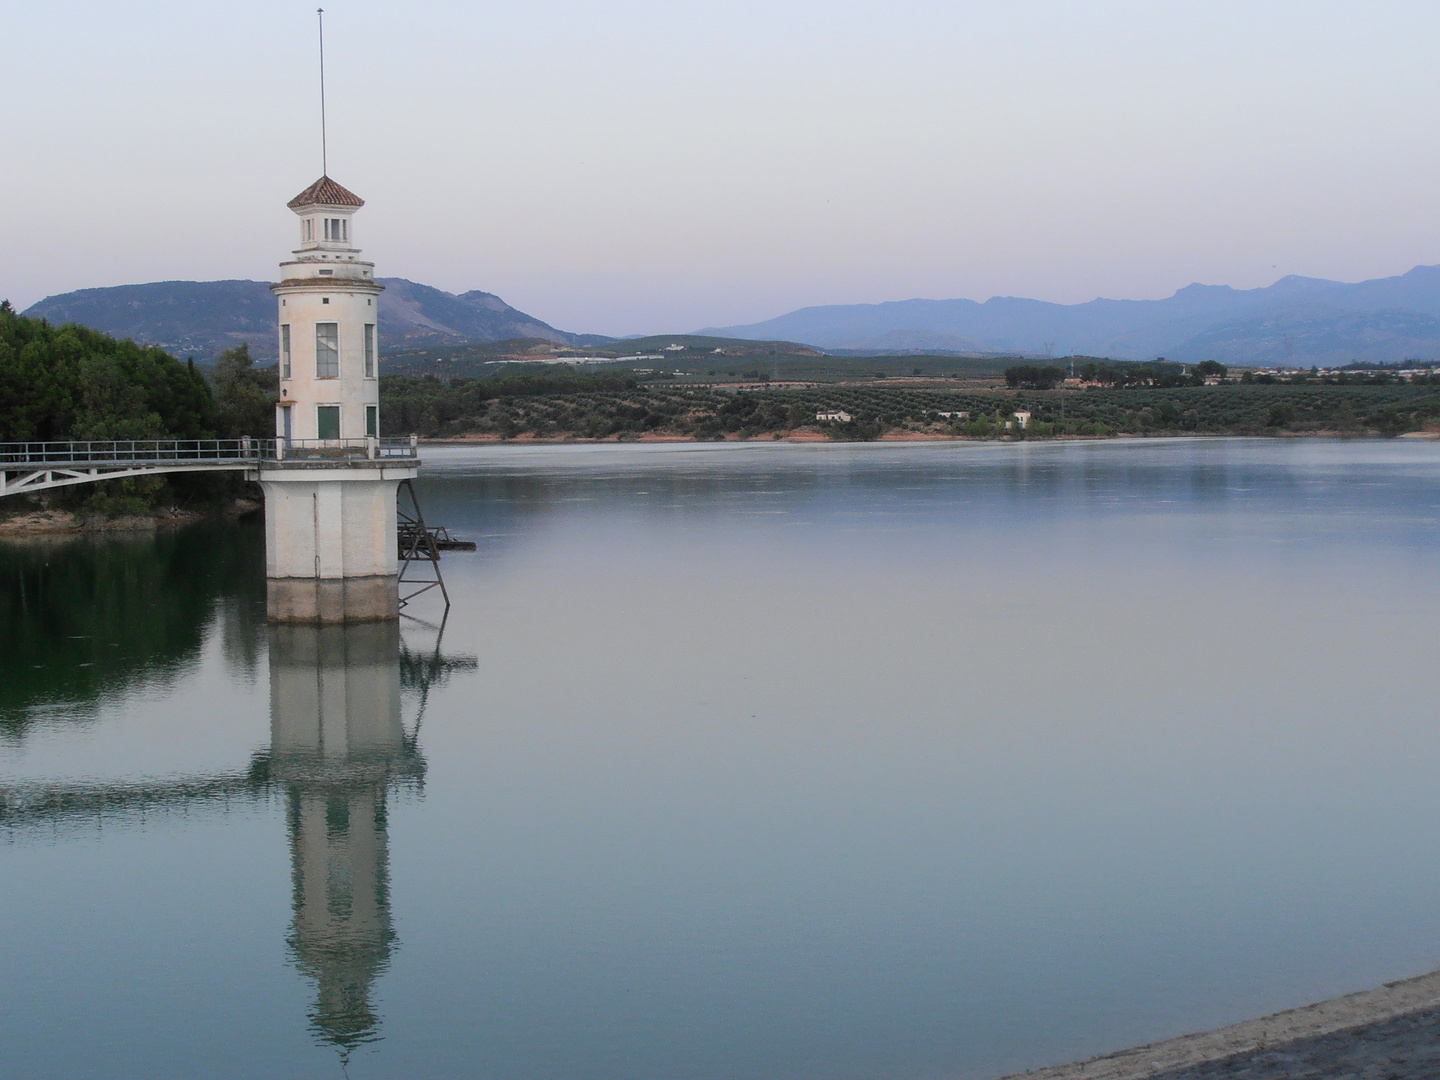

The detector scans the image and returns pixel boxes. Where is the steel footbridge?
[0,437,420,497]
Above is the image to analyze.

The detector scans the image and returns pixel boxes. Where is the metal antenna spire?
[317,7,328,176]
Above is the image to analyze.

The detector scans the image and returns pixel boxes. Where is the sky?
[3,0,1440,336]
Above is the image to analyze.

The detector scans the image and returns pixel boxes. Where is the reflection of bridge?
[0,438,420,497]
[0,620,476,1055]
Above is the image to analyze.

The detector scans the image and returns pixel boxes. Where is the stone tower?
[272,176,382,443]
[258,176,419,624]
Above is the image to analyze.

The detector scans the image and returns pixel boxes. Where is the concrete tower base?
[259,460,419,624]
[266,575,400,624]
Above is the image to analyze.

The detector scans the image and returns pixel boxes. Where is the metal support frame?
[1,462,252,496]
[396,478,449,612]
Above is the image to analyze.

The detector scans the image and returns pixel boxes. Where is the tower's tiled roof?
[287,176,365,210]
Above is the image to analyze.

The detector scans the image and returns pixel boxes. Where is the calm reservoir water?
[6,438,1440,1079]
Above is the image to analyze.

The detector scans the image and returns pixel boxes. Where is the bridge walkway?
[0,437,419,496]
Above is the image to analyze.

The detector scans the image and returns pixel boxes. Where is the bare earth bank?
[0,499,260,537]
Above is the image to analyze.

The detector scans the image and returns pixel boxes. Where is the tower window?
[323,217,347,242]
[280,324,291,379]
[304,218,314,242]
[316,405,341,440]
[315,323,339,378]
[364,324,375,378]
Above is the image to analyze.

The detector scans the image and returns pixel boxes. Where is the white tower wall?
[261,176,417,624]
[271,178,383,445]
[275,289,382,441]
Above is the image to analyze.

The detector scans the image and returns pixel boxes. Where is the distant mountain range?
[21,279,601,363]
[705,265,1440,365]
[25,264,1440,367]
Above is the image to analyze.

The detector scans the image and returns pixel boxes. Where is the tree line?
[378,372,1440,441]
[0,303,276,512]
[1005,359,1228,389]
[0,302,275,443]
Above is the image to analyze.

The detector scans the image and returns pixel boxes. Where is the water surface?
[6,439,1440,1079]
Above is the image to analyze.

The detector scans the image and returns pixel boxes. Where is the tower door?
[280,404,293,442]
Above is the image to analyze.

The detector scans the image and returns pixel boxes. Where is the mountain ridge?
[703,265,1440,364]
[21,278,603,364]
[22,264,1440,368]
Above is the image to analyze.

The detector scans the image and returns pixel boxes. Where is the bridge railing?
[0,436,420,469]
[0,438,265,467]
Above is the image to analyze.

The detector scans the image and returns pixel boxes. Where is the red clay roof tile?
[287,176,365,210]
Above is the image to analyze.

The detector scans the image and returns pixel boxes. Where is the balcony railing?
[268,436,419,462]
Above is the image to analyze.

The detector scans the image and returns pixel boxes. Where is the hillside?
[707,265,1440,365]
[22,279,598,363]
[29,264,1440,369]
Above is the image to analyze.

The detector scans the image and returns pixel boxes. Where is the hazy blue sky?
[3,1,1439,335]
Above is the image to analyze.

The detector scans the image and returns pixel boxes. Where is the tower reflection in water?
[0,611,475,1060]
[269,621,421,1052]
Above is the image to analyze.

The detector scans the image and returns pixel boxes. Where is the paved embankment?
[1000,968,1440,1080]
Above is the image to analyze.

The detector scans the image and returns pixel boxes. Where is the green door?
[316,405,340,440]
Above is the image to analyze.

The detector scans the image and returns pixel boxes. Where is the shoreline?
[999,967,1440,1079]
[420,429,1440,446]
[3,434,1436,537]
[0,499,260,539]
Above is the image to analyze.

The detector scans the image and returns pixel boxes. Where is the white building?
[259,175,418,624]
[1013,410,1032,429]
[272,176,383,443]
[817,410,853,423]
